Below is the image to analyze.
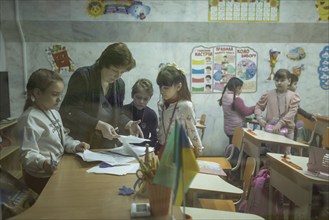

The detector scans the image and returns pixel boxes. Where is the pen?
[50,152,58,167]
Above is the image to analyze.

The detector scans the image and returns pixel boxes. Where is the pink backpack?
[244,168,283,219]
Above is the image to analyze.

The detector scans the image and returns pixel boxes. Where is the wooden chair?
[196,114,206,140]
[322,127,329,148]
[198,127,245,174]
[296,113,317,145]
[198,157,256,212]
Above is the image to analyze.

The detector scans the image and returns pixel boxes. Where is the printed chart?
[208,0,280,22]
[191,45,258,93]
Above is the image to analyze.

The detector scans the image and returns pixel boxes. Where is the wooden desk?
[267,153,329,220]
[243,128,308,172]
[181,207,264,219]
[10,154,149,219]
[11,154,256,220]
[187,173,243,207]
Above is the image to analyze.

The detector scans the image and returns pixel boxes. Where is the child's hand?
[126,120,144,138]
[258,119,267,128]
[43,159,57,174]
[75,142,90,152]
[272,124,281,134]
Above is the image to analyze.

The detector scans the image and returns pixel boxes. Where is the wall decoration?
[46,45,75,74]
[86,0,151,20]
[267,48,280,80]
[191,45,257,93]
[292,64,304,77]
[286,47,306,61]
[318,45,329,90]
[315,0,329,21]
[208,0,280,22]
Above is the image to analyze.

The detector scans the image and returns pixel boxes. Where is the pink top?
[222,91,255,135]
[254,89,300,133]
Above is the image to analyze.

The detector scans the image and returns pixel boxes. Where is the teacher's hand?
[96,121,120,140]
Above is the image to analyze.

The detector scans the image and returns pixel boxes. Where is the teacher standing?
[60,42,143,148]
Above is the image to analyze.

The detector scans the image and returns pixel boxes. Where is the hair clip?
[158,62,185,74]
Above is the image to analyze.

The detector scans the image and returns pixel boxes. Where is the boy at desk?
[121,78,158,148]
[255,69,300,154]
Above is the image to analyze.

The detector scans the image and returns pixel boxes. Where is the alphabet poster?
[209,0,280,22]
[191,45,258,93]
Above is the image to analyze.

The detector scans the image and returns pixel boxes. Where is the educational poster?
[318,45,329,90]
[86,0,150,20]
[191,45,257,93]
[208,0,280,22]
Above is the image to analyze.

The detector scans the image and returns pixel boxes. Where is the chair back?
[229,127,246,171]
[199,114,206,126]
[322,127,329,148]
[297,113,317,145]
[231,127,244,151]
[242,157,256,196]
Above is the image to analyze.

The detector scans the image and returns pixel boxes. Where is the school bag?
[224,144,240,181]
[243,168,283,219]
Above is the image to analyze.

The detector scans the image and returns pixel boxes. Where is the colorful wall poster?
[209,0,280,22]
[318,45,329,90]
[191,45,258,93]
[86,0,150,20]
[46,44,75,74]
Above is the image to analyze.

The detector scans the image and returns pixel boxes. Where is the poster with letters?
[191,45,257,93]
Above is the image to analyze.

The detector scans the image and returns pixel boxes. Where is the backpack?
[244,168,283,219]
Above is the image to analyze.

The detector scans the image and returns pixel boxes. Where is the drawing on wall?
[292,64,304,77]
[208,0,280,22]
[318,45,329,90]
[315,0,329,21]
[267,48,280,80]
[86,0,151,20]
[286,47,306,61]
[191,45,257,93]
[46,45,75,74]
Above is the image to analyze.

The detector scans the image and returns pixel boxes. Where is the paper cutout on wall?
[315,0,329,21]
[292,64,304,77]
[318,45,329,90]
[286,47,306,61]
[46,45,75,74]
[209,0,280,22]
[86,0,150,20]
[191,45,257,93]
[268,48,280,80]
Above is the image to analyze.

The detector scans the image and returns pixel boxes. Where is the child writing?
[17,69,90,194]
[122,78,158,147]
[156,63,203,158]
[218,77,255,144]
[255,69,300,154]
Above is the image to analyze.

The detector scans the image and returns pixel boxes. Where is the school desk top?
[243,128,308,148]
[267,153,328,220]
[10,154,264,220]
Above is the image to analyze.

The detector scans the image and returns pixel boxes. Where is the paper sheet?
[87,163,140,176]
[76,150,135,166]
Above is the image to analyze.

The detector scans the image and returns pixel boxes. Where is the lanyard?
[162,102,178,143]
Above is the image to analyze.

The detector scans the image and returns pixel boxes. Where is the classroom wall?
[1,0,328,156]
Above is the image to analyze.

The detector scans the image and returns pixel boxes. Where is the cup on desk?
[148,183,173,216]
